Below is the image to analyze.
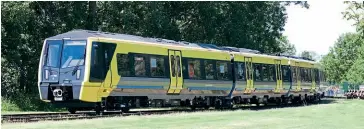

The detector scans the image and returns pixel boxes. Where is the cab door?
[244,57,253,93]
[274,60,283,93]
[167,50,183,94]
[90,42,116,101]
[97,42,116,89]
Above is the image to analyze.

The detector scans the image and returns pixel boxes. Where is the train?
[38,30,327,114]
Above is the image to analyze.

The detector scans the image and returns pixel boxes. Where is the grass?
[1,94,65,112]
[1,111,66,115]
[2,99,364,129]
[1,97,65,115]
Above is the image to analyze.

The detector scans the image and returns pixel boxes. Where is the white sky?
[283,1,356,56]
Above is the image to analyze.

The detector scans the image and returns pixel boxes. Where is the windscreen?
[45,40,62,67]
[44,40,86,68]
[60,40,86,68]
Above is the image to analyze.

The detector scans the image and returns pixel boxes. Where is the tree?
[277,35,296,55]
[86,1,97,30]
[300,50,317,60]
[343,1,364,37]
[321,32,364,83]
[345,45,364,84]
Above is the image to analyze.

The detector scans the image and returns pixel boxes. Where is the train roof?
[46,29,317,63]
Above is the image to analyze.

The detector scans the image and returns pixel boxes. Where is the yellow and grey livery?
[38,30,327,113]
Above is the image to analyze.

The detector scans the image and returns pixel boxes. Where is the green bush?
[1,98,21,111]
[1,94,65,112]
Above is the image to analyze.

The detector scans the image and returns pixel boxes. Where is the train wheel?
[190,105,196,110]
[276,98,281,106]
[317,94,321,102]
[291,98,297,105]
[225,99,234,109]
[281,96,288,106]
[68,108,76,114]
[95,103,102,115]
[255,98,260,107]
[203,103,210,110]
[190,99,197,110]
[214,99,222,110]
[293,97,300,105]
[121,107,130,113]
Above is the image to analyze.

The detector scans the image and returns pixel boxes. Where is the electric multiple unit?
[38,30,327,113]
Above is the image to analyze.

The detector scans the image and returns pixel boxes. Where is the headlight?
[45,69,49,80]
[76,69,81,80]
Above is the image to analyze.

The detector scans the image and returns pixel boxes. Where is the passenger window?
[204,60,215,80]
[268,65,274,81]
[117,54,131,76]
[217,61,228,80]
[292,67,297,82]
[306,69,309,82]
[254,64,262,81]
[236,63,245,81]
[282,66,290,82]
[188,59,201,79]
[262,65,269,81]
[304,68,308,82]
[308,69,312,82]
[134,55,146,76]
[150,56,165,77]
[176,56,181,77]
[315,69,319,83]
[301,68,305,82]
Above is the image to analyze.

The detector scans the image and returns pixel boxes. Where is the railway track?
[1,109,201,123]
[2,113,98,123]
[1,98,338,123]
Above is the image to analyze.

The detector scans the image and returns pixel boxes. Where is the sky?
[283,1,356,56]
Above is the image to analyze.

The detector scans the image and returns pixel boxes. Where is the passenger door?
[244,57,253,93]
[167,50,183,94]
[311,67,316,92]
[274,60,283,93]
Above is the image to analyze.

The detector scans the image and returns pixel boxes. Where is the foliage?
[345,44,364,84]
[95,1,306,53]
[1,94,65,112]
[1,1,307,111]
[299,50,318,61]
[321,32,364,84]
[278,35,296,55]
[1,98,21,112]
[320,1,364,84]
[343,1,364,37]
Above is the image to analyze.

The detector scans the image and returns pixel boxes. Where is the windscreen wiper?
[72,48,86,75]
